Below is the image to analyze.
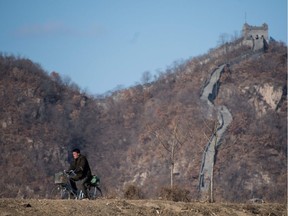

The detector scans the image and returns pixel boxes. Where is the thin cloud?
[11,21,106,38]
[12,21,68,37]
[129,32,140,44]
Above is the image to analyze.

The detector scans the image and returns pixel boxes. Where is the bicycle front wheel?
[50,185,70,199]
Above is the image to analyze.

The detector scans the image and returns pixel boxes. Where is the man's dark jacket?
[69,154,92,180]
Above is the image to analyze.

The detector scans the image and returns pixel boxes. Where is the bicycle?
[50,170,102,200]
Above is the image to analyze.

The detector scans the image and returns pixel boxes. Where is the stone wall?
[242,23,269,41]
[242,23,269,51]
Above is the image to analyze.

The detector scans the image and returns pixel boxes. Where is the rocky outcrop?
[241,83,283,116]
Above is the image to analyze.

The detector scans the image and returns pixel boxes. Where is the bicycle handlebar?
[64,170,77,178]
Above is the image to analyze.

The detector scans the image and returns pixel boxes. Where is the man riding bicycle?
[68,148,92,199]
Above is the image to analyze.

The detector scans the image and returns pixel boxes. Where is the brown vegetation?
[0,198,286,216]
[0,40,286,204]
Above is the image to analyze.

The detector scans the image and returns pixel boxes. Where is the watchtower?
[242,23,269,51]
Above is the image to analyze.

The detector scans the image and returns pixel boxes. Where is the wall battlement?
[242,23,269,40]
[196,23,270,66]
[242,23,269,51]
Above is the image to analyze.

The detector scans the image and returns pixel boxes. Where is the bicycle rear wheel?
[88,186,97,200]
[88,186,103,200]
[50,185,70,199]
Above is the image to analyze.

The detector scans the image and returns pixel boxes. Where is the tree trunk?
[171,162,174,188]
[210,157,214,202]
[170,143,175,188]
[210,123,218,203]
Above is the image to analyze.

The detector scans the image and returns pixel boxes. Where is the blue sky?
[0,0,287,95]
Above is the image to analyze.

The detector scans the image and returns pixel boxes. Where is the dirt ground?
[0,198,286,216]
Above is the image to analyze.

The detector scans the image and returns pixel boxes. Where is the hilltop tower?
[242,23,269,51]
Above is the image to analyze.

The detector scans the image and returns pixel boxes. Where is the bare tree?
[198,109,219,203]
[217,33,229,46]
[141,70,152,84]
[148,117,188,188]
[218,33,230,63]
[231,30,240,42]
[208,120,219,203]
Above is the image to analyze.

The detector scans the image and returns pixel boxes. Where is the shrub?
[123,184,144,200]
[159,186,190,202]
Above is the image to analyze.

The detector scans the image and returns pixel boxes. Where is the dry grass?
[0,198,286,216]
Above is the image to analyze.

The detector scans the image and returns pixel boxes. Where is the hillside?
[0,38,286,203]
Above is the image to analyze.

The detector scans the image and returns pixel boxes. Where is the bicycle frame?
[52,171,100,200]
[51,171,102,200]
[52,171,80,199]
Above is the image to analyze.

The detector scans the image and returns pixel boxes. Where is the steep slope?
[0,40,286,203]
[94,41,287,202]
[0,55,101,198]
[213,42,287,202]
